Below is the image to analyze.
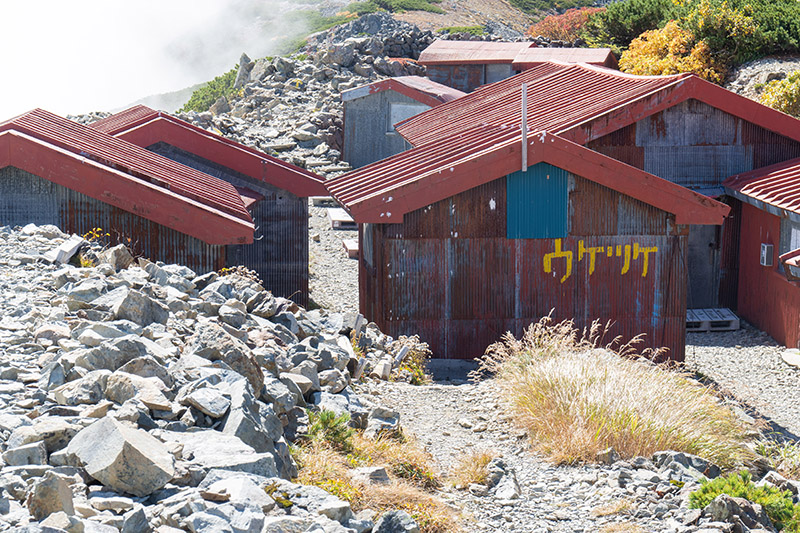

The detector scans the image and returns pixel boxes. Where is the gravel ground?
[685,323,800,438]
[362,380,702,533]
[308,202,358,313]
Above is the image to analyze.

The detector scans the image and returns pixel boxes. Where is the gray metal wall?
[343,91,427,169]
[588,98,800,309]
[148,143,309,305]
[0,166,224,273]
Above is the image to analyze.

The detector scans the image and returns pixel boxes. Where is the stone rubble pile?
[0,223,421,533]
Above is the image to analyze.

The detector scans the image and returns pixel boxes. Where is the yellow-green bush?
[760,70,800,118]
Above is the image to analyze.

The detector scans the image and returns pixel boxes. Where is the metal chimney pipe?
[521,82,528,172]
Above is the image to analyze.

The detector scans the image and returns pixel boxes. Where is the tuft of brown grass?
[599,523,647,533]
[294,434,457,533]
[451,450,496,487]
[592,499,633,517]
[473,315,757,469]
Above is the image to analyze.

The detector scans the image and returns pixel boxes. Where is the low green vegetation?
[437,25,484,36]
[294,409,455,532]
[180,66,238,113]
[510,0,596,16]
[689,471,798,531]
[760,71,800,118]
[473,314,757,468]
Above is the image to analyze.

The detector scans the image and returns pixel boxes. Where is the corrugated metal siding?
[343,91,421,169]
[425,65,486,93]
[0,166,224,273]
[718,197,741,310]
[737,202,800,348]
[363,173,687,360]
[148,143,308,305]
[590,99,800,190]
[507,163,568,238]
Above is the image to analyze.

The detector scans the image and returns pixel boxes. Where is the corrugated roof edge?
[0,130,254,245]
[724,156,800,216]
[93,106,328,197]
[341,76,466,107]
[328,130,730,226]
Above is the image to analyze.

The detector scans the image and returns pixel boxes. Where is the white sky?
[0,0,304,118]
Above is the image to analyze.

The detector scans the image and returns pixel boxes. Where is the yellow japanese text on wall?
[543,239,658,283]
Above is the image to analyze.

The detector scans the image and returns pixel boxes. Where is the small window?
[507,163,568,239]
[388,103,429,134]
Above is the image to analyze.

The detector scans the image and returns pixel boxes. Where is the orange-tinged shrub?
[619,20,725,82]
[528,7,606,42]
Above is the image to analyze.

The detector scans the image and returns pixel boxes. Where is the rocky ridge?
[0,222,424,532]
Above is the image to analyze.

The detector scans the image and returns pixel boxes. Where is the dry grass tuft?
[592,498,633,517]
[599,523,647,533]
[294,434,457,533]
[451,450,496,487]
[473,314,756,469]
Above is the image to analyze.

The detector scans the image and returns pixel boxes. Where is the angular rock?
[105,371,172,411]
[158,430,278,478]
[186,388,231,418]
[53,370,110,406]
[703,493,775,532]
[98,244,134,271]
[364,406,400,439]
[40,511,84,532]
[66,417,175,497]
[109,288,170,325]
[26,470,75,520]
[352,466,390,485]
[6,416,80,452]
[319,368,347,394]
[185,322,264,393]
[74,335,155,372]
[3,441,47,466]
[373,510,419,533]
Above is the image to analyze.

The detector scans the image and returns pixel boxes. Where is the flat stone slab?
[782,349,800,367]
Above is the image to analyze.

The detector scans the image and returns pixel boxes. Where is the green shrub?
[510,0,596,15]
[760,70,800,118]
[581,0,682,51]
[305,410,355,452]
[180,66,238,113]
[438,25,484,36]
[689,471,796,530]
[374,0,444,13]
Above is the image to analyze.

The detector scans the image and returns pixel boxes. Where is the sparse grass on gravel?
[757,439,800,480]
[294,415,457,533]
[451,450,496,487]
[473,315,757,469]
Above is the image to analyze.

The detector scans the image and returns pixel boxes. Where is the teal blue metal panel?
[506,162,568,238]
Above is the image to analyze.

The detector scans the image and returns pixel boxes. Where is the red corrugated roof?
[327,129,730,225]
[0,109,254,244]
[512,47,617,70]
[341,76,466,108]
[396,62,800,149]
[418,40,533,65]
[91,105,328,197]
[396,62,692,147]
[725,157,800,214]
[89,105,159,135]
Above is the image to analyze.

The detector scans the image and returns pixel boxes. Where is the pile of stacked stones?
[0,223,417,532]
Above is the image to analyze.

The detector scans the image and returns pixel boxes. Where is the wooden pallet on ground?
[686,308,740,333]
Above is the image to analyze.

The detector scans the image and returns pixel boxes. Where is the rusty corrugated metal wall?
[361,173,688,360]
[425,65,488,93]
[587,98,800,308]
[148,143,309,306]
[588,100,800,188]
[0,166,225,272]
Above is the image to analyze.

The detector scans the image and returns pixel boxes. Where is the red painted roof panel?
[512,47,617,70]
[418,40,533,65]
[342,76,466,107]
[724,157,800,214]
[92,106,328,197]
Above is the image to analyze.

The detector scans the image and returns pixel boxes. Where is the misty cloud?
[0,0,314,118]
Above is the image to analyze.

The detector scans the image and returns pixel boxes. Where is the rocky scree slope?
[0,223,423,532]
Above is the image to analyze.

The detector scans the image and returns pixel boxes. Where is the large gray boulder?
[66,417,175,497]
[373,510,420,533]
[106,288,170,325]
[185,322,264,393]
